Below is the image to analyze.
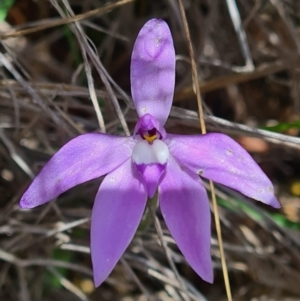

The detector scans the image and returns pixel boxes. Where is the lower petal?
[135,163,166,197]
[159,157,213,283]
[91,159,147,287]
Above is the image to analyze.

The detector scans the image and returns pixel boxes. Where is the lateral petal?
[91,159,147,287]
[166,133,280,208]
[130,19,175,125]
[159,157,213,283]
[20,134,134,208]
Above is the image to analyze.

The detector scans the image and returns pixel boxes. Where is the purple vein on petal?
[130,19,175,125]
[91,159,147,287]
[20,134,135,209]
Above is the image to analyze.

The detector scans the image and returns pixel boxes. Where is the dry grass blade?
[177,1,233,300]
[148,203,191,301]
[0,0,137,40]
[225,0,254,71]
[174,56,300,101]
[0,128,34,178]
[50,0,106,133]
[47,266,90,301]
[171,107,300,148]
[57,0,130,135]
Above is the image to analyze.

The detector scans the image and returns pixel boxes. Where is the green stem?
[138,192,158,232]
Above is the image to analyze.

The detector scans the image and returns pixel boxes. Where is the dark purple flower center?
[132,115,169,198]
[134,114,167,144]
[140,128,158,144]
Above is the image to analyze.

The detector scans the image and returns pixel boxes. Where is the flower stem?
[148,202,192,301]
[138,193,158,232]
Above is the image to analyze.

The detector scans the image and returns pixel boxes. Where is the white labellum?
[132,140,169,165]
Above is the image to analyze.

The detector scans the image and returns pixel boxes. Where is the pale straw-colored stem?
[177,1,233,300]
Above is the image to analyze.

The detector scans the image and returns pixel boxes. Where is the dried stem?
[148,203,191,301]
[177,1,233,300]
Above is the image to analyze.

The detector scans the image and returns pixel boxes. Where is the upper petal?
[91,159,147,287]
[130,19,175,125]
[159,157,213,283]
[166,133,280,208]
[20,134,134,208]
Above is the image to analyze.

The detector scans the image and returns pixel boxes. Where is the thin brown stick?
[174,56,300,101]
[177,1,233,300]
[0,0,137,40]
[52,0,106,132]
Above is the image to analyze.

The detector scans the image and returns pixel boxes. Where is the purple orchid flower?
[20,19,280,287]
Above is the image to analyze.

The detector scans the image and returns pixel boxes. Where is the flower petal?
[20,134,134,208]
[135,163,166,198]
[91,159,147,287]
[166,133,280,208]
[132,138,169,197]
[132,139,169,165]
[134,114,167,139]
[159,157,213,283]
[131,19,175,125]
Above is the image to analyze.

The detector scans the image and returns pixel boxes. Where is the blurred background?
[1,0,300,300]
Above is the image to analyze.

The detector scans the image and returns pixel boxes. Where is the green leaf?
[262,120,300,133]
[0,0,15,21]
[44,249,73,289]
[217,195,300,230]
